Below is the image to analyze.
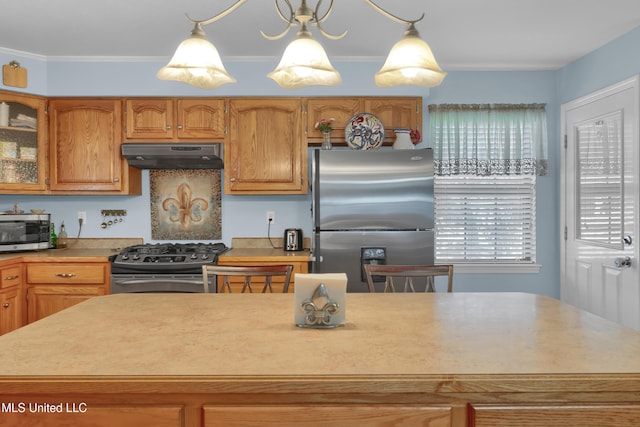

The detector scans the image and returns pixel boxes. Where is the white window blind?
[434,175,536,263]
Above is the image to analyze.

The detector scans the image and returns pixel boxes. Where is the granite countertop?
[1,292,640,378]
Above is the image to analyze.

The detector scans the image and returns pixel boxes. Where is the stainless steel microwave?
[0,213,51,252]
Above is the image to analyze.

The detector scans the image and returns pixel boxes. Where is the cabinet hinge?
[564,226,568,241]
[564,134,568,149]
[224,103,227,113]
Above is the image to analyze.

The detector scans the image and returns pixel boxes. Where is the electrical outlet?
[266,211,275,225]
[78,211,87,225]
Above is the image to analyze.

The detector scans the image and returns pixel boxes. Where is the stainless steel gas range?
[109,243,229,293]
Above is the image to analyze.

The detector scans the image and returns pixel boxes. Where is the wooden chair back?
[363,264,454,293]
[202,265,294,293]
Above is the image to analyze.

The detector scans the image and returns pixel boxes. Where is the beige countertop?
[221,237,311,261]
[220,247,310,261]
[0,238,142,263]
[1,292,640,379]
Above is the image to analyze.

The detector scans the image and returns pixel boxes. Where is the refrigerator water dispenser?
[361,247,386,282]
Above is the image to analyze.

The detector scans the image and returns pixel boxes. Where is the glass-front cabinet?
[0,91,47,193]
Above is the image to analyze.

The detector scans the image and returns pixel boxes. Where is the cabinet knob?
[177,125,183,129]
[113,177,120,183]
[229,177,236,182]
[2,303,9,308]
[4,275,18,280]
[165,125,172,130]
[55,273,76,278]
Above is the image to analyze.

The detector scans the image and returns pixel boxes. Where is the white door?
[561,75,639,330]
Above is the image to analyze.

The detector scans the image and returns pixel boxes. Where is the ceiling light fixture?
[158,0,446,89]
[156,0,246,89]
[366,0,446,87]
[264,0,344,89]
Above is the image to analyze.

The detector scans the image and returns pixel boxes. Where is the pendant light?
[157,0,246,89]
[366,0,446,88]
[374,22,446,87]
[157,22,236,89]
[267,24,341,89]
[264,0,342,89]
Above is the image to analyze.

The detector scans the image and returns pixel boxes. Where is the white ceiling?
[1,0,640,70]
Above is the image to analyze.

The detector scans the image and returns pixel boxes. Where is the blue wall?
[2,25,640,298]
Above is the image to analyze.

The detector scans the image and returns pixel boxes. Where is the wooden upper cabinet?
[364,97,421,141]
[48,98,141,194]
[124,98,226,141]
[0,90,48,194]
[226,98,307,195]
[306,97,360,141]
[306,96,422,144]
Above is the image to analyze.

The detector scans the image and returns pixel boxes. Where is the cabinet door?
[0,404,184,427]
[226,98,307,194]
[177,99,226,139]
[470,403,640,427]
[0,287,21,335]
[49,99,130,192]
[364,97,422,141]
[204,405,452,427]
[306,97,361,142]
[124,98,174,139]
[27,285,105,323]
[0,90,48,193]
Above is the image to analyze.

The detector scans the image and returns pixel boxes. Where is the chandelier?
[157,0,446,90]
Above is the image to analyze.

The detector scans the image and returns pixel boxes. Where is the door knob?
[624,235,633,246]
[614,256,632,268]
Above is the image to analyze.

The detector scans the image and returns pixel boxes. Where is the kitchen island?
[1,292,640,426]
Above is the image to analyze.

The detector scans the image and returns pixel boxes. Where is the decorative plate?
[344,112,385,150]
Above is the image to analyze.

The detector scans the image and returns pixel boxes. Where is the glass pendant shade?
[374,27,446,88]
[157,24,236,90]
[267,32,341,89]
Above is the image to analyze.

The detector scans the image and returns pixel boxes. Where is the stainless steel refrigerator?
[311,149,434,292]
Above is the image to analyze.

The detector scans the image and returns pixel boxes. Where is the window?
[434,175,536,263]
[429,104,547,268]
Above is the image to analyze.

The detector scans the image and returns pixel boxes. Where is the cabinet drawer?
[0,266,21,289]
[26,263,107,284]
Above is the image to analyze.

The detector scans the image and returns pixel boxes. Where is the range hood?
[121,143,223,169]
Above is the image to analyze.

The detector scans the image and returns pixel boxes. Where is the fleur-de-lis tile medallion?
[162,183,209,230]
[149,169,221,240]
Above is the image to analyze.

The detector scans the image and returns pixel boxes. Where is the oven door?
[110,274,214,293]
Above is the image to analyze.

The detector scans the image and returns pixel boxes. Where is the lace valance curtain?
[428,103,548,176]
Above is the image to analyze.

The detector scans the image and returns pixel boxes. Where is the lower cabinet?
[203,405,452,427]
[469,403,640,427]
[0,404,184,427]
[25,262,109,323]
[0,263,22,335]
[0,287,21,335]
